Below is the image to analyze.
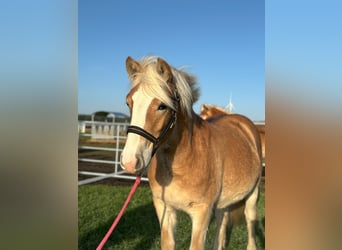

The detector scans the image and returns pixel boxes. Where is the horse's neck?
[163,111,202,153]
[150,112,203,184]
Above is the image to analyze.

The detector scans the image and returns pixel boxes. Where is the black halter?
[126,110,176,156]
[126,94,179,157]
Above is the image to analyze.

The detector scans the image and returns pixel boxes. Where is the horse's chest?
[151,185,194,209]
[148,158,218,209]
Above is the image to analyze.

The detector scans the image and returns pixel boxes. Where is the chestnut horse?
[200,104,265,160]
[200,104,265,239]
[121,56,262,250]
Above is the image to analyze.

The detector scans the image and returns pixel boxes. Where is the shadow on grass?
[79,202,265,250]
[209,216,265,250]
[79,203,160,250]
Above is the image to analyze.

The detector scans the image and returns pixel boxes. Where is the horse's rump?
[205,115,262,208]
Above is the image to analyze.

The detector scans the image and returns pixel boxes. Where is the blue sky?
[79,0,265,121]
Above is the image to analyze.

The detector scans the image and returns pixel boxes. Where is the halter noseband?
[126,94,179,157]
[127,111,176,156]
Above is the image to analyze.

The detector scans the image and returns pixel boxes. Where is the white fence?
[78,121,148,185]
[78,120,265,185]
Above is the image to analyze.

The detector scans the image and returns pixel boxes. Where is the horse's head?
[200,104,232,120]
[120,56,180,175]
[200,104,212,120]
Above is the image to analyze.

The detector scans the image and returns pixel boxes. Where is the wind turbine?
[225,93,235,113]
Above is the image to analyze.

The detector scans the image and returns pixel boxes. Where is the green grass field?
[79,184,264,250]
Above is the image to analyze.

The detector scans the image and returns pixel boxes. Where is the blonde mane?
[130,56,200,117]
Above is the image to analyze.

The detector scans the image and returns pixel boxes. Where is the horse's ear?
[201,104,208,112]
[126,56,141,80]
[156,58,173,83]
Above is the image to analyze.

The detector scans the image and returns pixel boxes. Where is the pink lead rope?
[96,176,141,250]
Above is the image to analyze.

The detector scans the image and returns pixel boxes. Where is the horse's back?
[207,113,261,155]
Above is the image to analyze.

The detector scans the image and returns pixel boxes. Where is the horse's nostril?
[135,158,140,170]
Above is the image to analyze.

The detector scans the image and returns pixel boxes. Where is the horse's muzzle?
[120,154,145,175]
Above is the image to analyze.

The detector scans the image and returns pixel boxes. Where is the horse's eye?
[157,103,167,111]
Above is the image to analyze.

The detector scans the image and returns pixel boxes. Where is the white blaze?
[121,89,154,173]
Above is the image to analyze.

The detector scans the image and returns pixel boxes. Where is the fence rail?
[78,121,148,185]
[78,120,265,185]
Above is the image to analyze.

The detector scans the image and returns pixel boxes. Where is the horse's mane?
[131,56,200,117]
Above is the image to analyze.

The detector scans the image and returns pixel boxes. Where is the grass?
[79,184,265,250]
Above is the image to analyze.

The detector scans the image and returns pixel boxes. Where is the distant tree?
[78,114,91,121]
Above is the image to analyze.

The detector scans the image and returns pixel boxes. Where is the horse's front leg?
[188,203,213,250]
[153,197,177,250]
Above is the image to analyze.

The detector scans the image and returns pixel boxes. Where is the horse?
[120,56,262,250]
[200,104,233,119]
[200,104,265,160]
[200,104,265,236]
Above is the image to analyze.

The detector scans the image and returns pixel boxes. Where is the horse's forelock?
[131,56,200,117]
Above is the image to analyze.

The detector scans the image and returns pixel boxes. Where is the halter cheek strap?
[126,110,176,156]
